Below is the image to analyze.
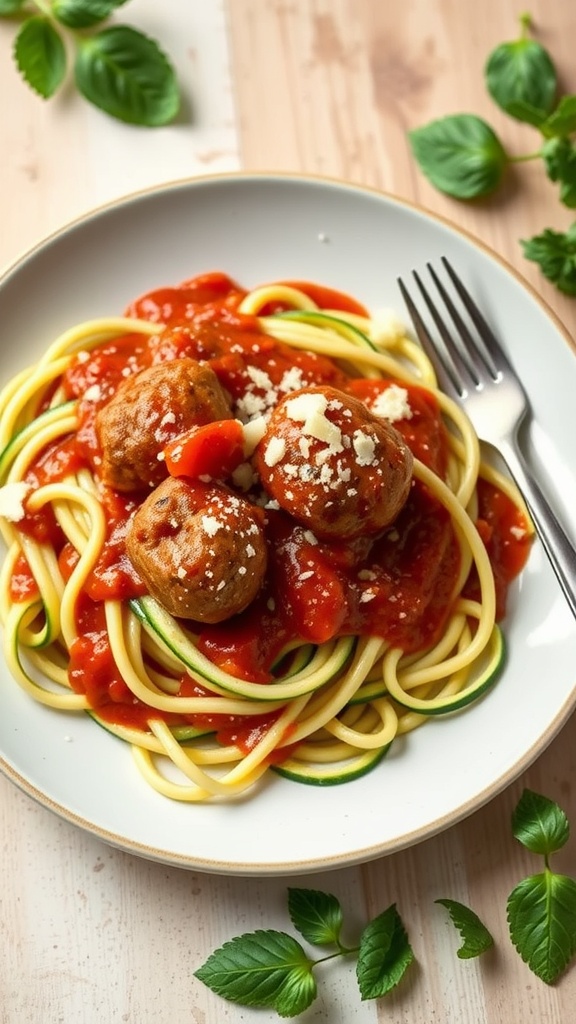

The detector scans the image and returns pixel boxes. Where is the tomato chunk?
[272,526,349,644]
[164,419,245,479]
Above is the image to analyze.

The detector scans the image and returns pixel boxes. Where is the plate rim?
[1,693,574,876]
[1,169,575,875]
[1,169,573,354]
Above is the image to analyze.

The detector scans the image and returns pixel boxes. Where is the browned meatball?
[254,386,413,539]
[96,358,232,492]
[126,477,268,623]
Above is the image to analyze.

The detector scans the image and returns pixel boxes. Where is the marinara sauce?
[10,273,532,732]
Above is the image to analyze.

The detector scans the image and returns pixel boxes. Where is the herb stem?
[31,0,53,18]
[519,12,532,39]
[509,151,543,163]
[312,947,358,967]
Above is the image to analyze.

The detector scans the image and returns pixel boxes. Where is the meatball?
[96,358,232,492]
[255,386,413,539]
[126,477,268,623]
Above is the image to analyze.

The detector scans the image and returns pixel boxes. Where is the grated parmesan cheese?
[0,481,31,522]
[371,385,413,423]
[352,430,377,467]
[242,416,267,454]
[83,384,102,402]
[368,308,406,346]
[263,436,286,468]
[285,392,343,450]
[201,515,223,537]
[278,367,305,393]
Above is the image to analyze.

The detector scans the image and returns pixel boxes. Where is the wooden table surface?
[1,2,576,1021]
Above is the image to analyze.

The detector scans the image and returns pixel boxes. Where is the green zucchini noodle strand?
[133,694,310,802]
[3,598,88,709]
[286,636,385,743]
[109,598,357,709]
[0,281,531,802]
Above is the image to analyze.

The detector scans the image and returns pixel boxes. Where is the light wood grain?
[0,0,238,270]
[227,0,576,338]
[0,1,576,1021]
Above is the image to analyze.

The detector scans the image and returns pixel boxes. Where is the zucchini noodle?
[0,277,533,802]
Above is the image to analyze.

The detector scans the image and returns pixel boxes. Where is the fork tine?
[426,263,486,385]
[440,257,512,379]
[412,267,485,392]
[399,269,482,398]
[401,260,576,622]
[397,276,461,396]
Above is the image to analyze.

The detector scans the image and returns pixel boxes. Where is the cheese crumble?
[371,385,413,423]
[201,515,223,537]
[0,481,31,522]
[352,430,377,467]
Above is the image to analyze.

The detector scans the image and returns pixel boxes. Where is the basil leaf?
[543,95,576,138]
[356,904,414,1000]
[485,38,556,120]
[504,98,548,130]
[287,888,343,947]
[507,871,576,984]
[13,16,67,99]
[194,929,316,1016]
[522,226,576,295]
[436,898,494,959]
[53,0,130,30]
[0,0,26,14]
[74,25,179,126]
[512,789,570,855]
[409,115,508,199]
[542,138,576,208]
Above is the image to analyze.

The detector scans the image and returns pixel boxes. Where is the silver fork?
[398,256,576,620]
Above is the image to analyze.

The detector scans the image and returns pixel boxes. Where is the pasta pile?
[0,278,532,801]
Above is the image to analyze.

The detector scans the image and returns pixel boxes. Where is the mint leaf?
[356,904,414,1000]
[485,38,557,121]
[0,0,26,15]
[507,871,576,984]
[409,114,508,199]
[74,25,179,126]
[508,791,576,985]
[542,138,576,208]
[194,929,316,1017]
[53,0,130,29]
[288,888,343,947]
[522,225,576,294]
[512,789,570,856]
[13,16,67,99]
[436,898,494,959]
[543,95,576,138]
[503,98,548,129]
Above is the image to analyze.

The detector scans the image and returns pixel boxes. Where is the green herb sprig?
[508,789,576,983]
[195,790,576,1018]
[0,0,179,126]
[195,889,415,1017]
[408,14,576,296]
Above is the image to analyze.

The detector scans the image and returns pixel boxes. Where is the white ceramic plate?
[1,173,575,876]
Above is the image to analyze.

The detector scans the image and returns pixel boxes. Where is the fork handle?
[500,440,576,620]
